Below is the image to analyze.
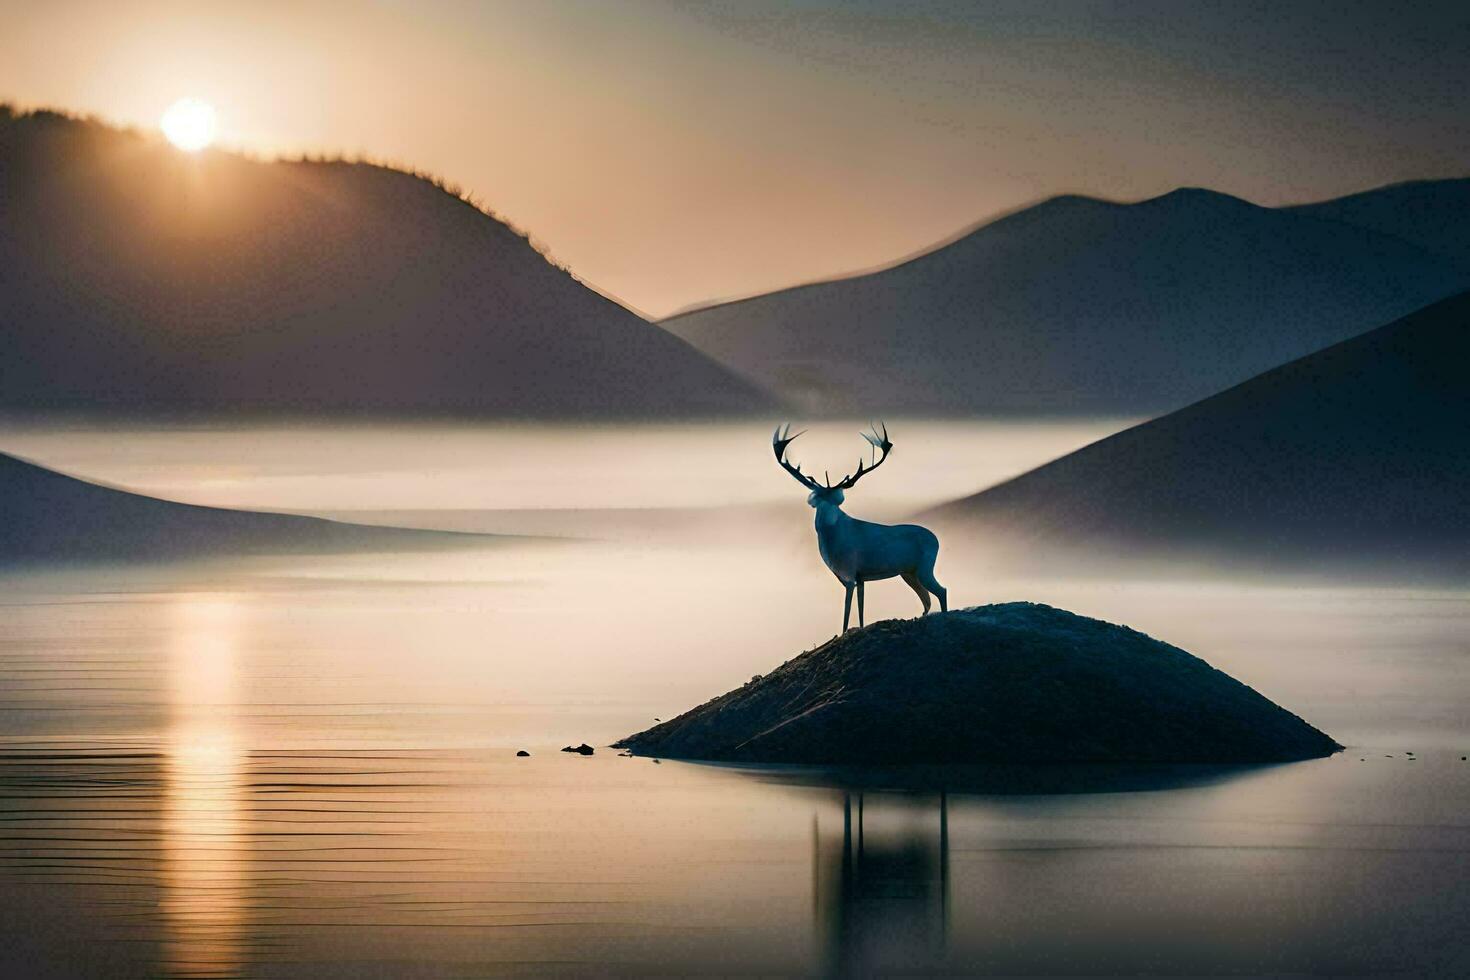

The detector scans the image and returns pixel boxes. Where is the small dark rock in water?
[516,750,530,757]
[560,743,595,756]
[614,603,1340,765]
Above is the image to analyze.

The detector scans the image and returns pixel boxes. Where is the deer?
[773,423,947,633]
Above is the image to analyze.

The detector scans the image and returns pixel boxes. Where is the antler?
[772,422,893,491]
[832,421,892,489]
[772,423,821,490]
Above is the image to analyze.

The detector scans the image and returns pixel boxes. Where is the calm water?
[1,420,1467,977]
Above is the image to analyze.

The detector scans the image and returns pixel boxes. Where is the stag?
[773,423,947,632]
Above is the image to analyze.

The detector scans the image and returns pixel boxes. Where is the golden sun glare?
[160,97,217,152]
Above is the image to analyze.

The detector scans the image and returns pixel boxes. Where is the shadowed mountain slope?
[663,187,1466,415]
[617,603,1339,764]
[0,451,483,563]
[1287,178,1470,270]
[0,107,774,417]
[922,292,1470,577]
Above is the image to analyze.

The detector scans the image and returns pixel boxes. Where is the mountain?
[921,291,1470,578]
[1287,178,1470,270]
[0,107,774,417]
[0,450,481,563]
[662,188,1467,415]
[616,603,1338,764]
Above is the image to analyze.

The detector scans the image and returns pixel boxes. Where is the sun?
[160,97,217,152]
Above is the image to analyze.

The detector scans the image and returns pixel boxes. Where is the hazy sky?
[3,0,1467,317]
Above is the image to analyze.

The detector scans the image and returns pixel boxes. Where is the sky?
[2,0,1467,318]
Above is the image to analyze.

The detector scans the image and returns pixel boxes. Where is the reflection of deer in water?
[773,424,947,632]
[815,791,951,976]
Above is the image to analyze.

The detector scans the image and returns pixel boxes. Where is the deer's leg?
[843,583,854,632]
[901,572,931,614]
[918,566,947,613]
[856,580,865,628]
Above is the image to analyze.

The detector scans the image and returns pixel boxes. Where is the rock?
[615,603,1340,765]
[516,750,530,757]
[560,743,595,756]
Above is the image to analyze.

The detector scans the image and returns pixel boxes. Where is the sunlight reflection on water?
[164,596,246,979]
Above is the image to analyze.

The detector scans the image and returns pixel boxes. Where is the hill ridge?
[662,180,1465,415]
[922,290,1470,578]
[0,449,485,563]
[1285,176,1470,270]
[0,105,775,418]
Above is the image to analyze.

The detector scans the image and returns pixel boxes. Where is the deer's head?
[772,423,893,509]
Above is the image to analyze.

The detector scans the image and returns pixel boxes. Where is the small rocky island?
[616,603,1339,765]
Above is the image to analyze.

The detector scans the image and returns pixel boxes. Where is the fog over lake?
[1,419,1466,977]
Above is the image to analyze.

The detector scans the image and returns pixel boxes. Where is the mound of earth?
[617,603,1339,765]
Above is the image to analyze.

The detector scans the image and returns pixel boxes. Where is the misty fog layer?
[0,419,1465,977]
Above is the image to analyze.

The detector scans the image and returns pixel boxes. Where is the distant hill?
[921,292,1470,578]
[0,450,481,563]
[663,187,1466,415]
[0,107,774,417]
[617,603,1338,764]
[1287,178,1470,271]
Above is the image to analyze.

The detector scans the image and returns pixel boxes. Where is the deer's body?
[774,424,948,632]
[814,502,937,584]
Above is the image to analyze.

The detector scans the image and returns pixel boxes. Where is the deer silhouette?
[773,423,947,632]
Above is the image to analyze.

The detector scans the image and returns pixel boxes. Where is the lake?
[0,419,1466,977]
